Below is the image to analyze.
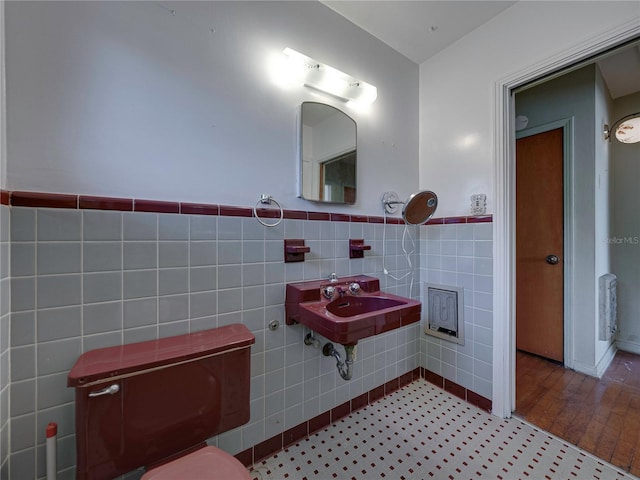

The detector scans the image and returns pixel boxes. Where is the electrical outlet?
[470,194,486,215]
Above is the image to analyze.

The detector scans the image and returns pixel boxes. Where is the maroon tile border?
[351,392,368,411]
[308,212,330,221]
[283,209,307,220]
[1,189,492,225]
[235,448,253,468]
[369,385,385,404]
[443,216,467,224]
[423,368,444,387]
[254,207,282,219]
[384,378,401,396]
[11,191,77,209]
[180,202,219,216]
[420,366,492,413]
[239,366,495,469]
[468,215,493,223]
[134,199,180,214]
[444,378,466,400]
[219,205,253,217]
[331,401,351,421]
[330,213,351,222]
[79,195,133,211]
[467,390,492,412]
[283,423,308,449]
[252,435,283,465]
[399,371,414,388]
[307,411,331,435]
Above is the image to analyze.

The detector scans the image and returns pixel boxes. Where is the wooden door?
[516,128,564,363]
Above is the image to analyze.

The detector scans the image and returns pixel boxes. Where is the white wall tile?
[190,216,216,241]
[421,222,494,399]
[474,223,492,241]
[7,205,428,475]
[83,211,122,241]
[83,302,122,335]
[37,210,81,242]
[217,217,242,241]
[158,242,188,268]
[39,275,82,308]
[123,213,157,241]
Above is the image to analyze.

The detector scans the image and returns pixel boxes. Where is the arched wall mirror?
[298,102,356,204]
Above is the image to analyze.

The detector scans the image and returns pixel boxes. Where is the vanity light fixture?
[282,47,377,105]
[604,112,640,144]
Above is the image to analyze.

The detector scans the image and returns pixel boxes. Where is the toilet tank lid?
[67,324,255,387]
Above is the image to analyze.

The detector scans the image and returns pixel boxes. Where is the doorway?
[515,128,564,363]
[506,41,640,472]
[492,30,640,419]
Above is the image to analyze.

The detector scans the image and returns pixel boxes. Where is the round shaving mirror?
[382,190,438,225]
[402,191,438,225]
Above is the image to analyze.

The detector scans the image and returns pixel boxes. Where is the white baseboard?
[595,342,617,378]
[572,342,617,378]
[615,339,640,356]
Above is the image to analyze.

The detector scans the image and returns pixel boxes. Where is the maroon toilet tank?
[68,324,255,480]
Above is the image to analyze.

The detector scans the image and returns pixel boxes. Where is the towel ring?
[254,194,283,227]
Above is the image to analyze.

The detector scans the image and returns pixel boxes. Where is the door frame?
[516,119,574,367]
[491,19,640,418]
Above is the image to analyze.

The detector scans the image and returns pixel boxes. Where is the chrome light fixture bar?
[604,112,640,144]
[282,47,377,105]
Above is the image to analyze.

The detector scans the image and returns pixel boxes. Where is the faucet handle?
[348,282,361,295]
[322,286,336,299]
[328,272,338,283]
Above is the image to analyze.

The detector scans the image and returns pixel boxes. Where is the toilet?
[68,324,255,480]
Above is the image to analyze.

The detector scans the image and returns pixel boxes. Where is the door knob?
[545,254,559,265]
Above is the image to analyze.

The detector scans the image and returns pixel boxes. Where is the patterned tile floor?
[251,379,636,480]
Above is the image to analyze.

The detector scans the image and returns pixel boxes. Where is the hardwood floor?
[515,350,640,477]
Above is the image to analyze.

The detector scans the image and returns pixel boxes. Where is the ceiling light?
[282,48,377,105]
[604,112,640,144]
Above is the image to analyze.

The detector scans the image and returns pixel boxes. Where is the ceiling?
[322,1,640,99]
[322,0,515,64]
[597,44,640,99]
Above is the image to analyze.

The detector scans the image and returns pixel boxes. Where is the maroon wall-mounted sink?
[285,275,421,346]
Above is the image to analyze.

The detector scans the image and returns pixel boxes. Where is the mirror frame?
[297,102,357,205]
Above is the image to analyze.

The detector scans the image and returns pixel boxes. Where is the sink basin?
[326,296,405,317]
[285,275,421,345]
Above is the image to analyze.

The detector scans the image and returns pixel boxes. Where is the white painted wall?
[612,91,640,354]
[419,1,640,218]
[4,1,418,216]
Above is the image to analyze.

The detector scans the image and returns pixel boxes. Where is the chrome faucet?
[328,272,338,283]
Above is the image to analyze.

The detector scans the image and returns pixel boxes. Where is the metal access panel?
[425,283,465,345]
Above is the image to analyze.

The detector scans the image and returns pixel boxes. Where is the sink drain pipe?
[322,343,355,380]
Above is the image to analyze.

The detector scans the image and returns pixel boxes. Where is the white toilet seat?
[141,446,252,480]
